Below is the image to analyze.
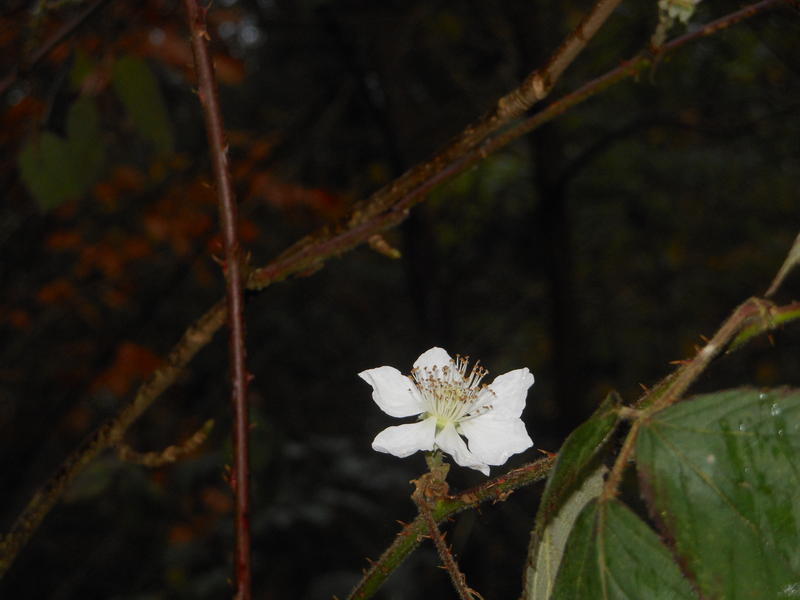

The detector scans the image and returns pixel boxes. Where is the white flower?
[359,347,534,476]
[659,0,701,24]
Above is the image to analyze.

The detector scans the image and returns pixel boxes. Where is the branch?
[417,501,479,600]
[0,0,113,98]
[482,0,789,157]
[181,1,251,597]
[247,0,787,293]
[117,420,214,467]
[0,300,226,576]
[328,0,625,228]
[602,230,800,500]
[0,0,783,578]
[348,455,556,600]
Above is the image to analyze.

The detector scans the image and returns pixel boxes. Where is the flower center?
[411,355,492,427]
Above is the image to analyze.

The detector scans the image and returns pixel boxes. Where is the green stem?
[347,455,555,600]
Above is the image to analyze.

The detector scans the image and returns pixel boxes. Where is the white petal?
[435,422,489,476]
[459,414,533,465]
[413,347,453,371]
[359,366,425,418]
[372,418,437,457]
[483,368,534,419]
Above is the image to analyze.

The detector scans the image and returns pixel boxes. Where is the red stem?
[181,1,251,597]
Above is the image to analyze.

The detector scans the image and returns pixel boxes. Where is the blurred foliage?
[111,55,175,156]
[0,0,799,598]
[18,96,105,210]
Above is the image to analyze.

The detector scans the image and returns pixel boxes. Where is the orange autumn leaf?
[91,341,163,398]
[121,236,153,261]
[36,279,76,305]
[122,26,245,86]
[201,486,233,515]
[238,219,260,244]
[168,524,195,545]
[77,242,125,279]
[6,308,31,329]
[247,172,345,218]
[46,230,83,251]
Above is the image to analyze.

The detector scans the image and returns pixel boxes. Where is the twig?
[348,455,556,600]
[181,1,252,597]
[117,419,214,467]
[766,231,800,297]
[247,0,786,293]
[602,229,800,499]
[417,500,479,600]
[0,0,782,578]
[345,0,624,227]
[0,0,113,98]
[483,0,788,157]
[0,300,225,576]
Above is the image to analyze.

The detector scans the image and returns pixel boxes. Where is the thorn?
[768,333,775,346]
[668,359,691,365]
[368,234,401,259]
[396,520,407,526]
[699,334,710,343]
[537,448,557,458]
[639,382,649,392]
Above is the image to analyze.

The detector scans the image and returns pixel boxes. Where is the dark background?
[1,0,799,598]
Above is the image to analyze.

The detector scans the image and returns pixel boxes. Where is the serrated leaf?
[523,391,621,600]
[636,387,800,599]
[112,55,174,155]
[551,499,696,600]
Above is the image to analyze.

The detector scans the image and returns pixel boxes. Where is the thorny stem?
[602,237,800,499]
[416,498,480,600]
[334,0,624,229]
[0,0,788,579]
[411,466,478,600]
[482,0,789,158]
[182,1,251,597]
[348,455,555,600]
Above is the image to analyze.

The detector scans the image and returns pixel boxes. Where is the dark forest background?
[1,0,799,598]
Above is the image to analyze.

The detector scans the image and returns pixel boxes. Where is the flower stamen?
[411,355,492,425]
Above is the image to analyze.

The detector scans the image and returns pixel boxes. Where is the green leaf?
[66,96,106,188]
[525,464,606,600]
[636,387,800,599]
[551,499,696,600]
[69,48,95,90]
[523,391,621,599]
[112,55,174,155]
[19,134,59,210]
[18,97,106,211]
[19,132,76,210]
